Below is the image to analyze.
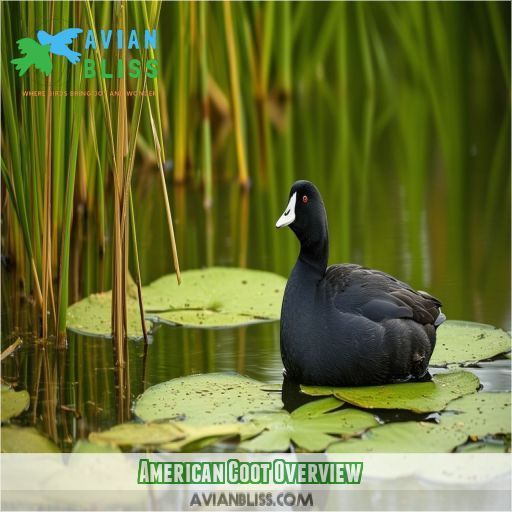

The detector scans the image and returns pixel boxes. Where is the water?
[1,312,510,452]
[2,179,511,450]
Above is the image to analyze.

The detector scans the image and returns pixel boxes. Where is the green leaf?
[67,267,286,336]
[301,371,479,413]
[439,392,511,437]
[88,421,243,452]
[134,373,283,425]
[328,421,467,453]
[240,397,378,452]
[1,385,30,421]
[158,423,243,452]
[1,426,60,453]
[456,441,507,453]
[72,439,121,453]
[66,289,152,339]
[143,267,286,326]
[431,321,511,366]
[89,423,184,448]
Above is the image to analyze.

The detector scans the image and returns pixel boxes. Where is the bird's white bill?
[276,192,297,228]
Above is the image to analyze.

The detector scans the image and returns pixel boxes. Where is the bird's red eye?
[302,195,308,204]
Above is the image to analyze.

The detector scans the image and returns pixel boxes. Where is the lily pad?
[67,267,286,336]
[159,423,243,452]
[439,392,511,437]
[157,310,260,328]
[301,371,479,413]
[1,385,30,422]
[143,267,286,327]
[456,441,507,453]
[432,321,511,366]
[89,423,184,448]
[1,426,60,453]
[327,421,467,453]
[66,290,151,339]
[72,440,121,453]
[134,373,283,425]
[240,397,378,452]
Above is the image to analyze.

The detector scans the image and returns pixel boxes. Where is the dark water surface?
[2,179,511,450]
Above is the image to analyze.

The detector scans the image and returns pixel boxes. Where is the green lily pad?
[1,385,30,422]
[432,321,511,366]
[456,441,508,453]
[66,290,151,339]
[134,373,283,425]
[327,421,467,453]
[89,423,184,448]
[1,426,60,453]
[72,439,121,453]
[301,371,479,413]
[439,392,511,437]
[143,267,286,326]
[240,397,378,452]
[67,267,286,336]
[157,310,261,328]
[159,423,243,452]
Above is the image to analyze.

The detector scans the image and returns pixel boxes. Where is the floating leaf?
[72,440,121,453]
[143,267,286,327]
[157,310,258,328]
[134,373,283,425]
[240,397,378,452]
[66,290,151,339]
[301,371,479,413]
[328,421,467,453]
[1,426,60,453]
[432,321,511,366]
[439,392,511,437]
[67,267,286,335]
[456,441,507,453]
[159,424,243,452]
[1,385,29,422]
[89,423,184,448]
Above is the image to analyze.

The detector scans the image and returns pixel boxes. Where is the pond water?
[1,178,510,451]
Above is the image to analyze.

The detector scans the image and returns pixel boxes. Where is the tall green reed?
[1,0,180,355]
[1,1,510,338]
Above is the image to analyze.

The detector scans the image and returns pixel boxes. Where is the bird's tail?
[10,57,31,76]
[67,50,81,64]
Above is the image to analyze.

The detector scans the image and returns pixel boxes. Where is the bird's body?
[276,181,445,387]
[11,38,52,77]
[37,29,83,64]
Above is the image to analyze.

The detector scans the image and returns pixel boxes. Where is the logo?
[11,28,158,79]
[11,29,82,76]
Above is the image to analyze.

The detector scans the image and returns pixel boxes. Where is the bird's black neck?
[297,228,329,276]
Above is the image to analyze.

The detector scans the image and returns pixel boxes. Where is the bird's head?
[276,181,329,270]
[37,31,51,46]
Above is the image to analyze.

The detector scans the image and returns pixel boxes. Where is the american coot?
[276,180,445,387]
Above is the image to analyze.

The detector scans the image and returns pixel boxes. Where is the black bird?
[276,180,445,387]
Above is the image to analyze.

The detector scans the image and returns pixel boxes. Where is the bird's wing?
[34,52,53,76]
[325,264,442,326]
[16,38,41,55]
[52,28,83,45]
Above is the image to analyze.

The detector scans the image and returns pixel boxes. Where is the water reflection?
[1,318,510,451]
[1,172,511,450]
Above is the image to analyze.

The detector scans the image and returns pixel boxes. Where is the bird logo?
[11,28,83,77]
[37,29,83,64]
[10,38,52,77]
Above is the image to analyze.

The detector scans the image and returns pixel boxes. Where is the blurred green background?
[143,1,511,329]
